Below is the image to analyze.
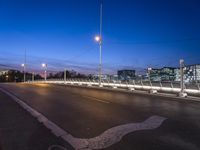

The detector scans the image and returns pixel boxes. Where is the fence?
[28,78,200,97]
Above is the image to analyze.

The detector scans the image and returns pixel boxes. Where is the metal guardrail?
[28,79,200,96]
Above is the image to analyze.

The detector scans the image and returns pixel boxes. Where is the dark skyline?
[0,0,200,74]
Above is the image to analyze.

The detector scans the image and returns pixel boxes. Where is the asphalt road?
[0,83,200,150]
[0,86,72,150]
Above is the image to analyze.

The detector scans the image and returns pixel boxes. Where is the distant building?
[184,64,200,83]
[91,74,112,80]
[118,70,136,81]
[174,68,181,81]
[148,67,176,81]
[0,70,9,76]
[110,74,118,81]
[148,65,200,83]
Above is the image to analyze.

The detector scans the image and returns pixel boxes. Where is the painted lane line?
[0,88,166,150]
[81,95,110,104]
[63,90,110,104]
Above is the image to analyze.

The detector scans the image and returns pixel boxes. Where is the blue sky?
[0,0,200,74]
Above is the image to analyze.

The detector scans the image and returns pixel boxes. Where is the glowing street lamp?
[42,63,47,68]
[42,63,47,81]
[95,36,101,42]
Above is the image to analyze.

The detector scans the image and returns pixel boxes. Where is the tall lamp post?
[21,63,26,82]
[147,67,152,82]
[95,0,103,87]
[148,67,152,87]
[42,63,47,81]
[21,49,27,83]
[95,35,102,86]
[179,59,187,97]
[64,68,67,84]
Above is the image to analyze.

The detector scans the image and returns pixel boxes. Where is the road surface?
[0,83,200,150]
[0,85,72,150]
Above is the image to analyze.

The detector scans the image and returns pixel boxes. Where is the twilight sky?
[0,0,200,74]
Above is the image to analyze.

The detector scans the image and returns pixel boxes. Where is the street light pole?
[23,65,25,82]
[22,49,26,82]
[179,59,187,97]
[180,59,184,93]
[99,39,102,87]
[95,1,103,87]
[42,63,47,81]
[21,63,25,82]
[148,67,152,87]
[64,68,66,84]
[45,66,47,81]
[94,1,104,87]
[32,72,34,82]
[99,1,103,87]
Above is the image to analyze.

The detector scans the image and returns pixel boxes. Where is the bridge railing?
[29,79,200,97]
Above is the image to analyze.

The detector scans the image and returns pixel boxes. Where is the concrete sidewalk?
[0,90,72,150]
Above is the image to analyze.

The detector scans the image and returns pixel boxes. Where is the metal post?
[141,78,143,86]
[148,68,152,87]
[43,64,47,81]
[64,68,66,84]
[180,59,184,93]
[195,65,197,83]
[99,42,102,86]
[99,1,103,87]
[171,81,174,88]
[44,70,46,81]
[23,66,25,82]
[32,72,34,82]
[24,49,26,82]
[179,59,187,97]
[160,81,162,87]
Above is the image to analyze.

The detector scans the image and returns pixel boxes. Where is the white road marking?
[63,115,166,150]
[81,95,110,104]
[0,88,166,150]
